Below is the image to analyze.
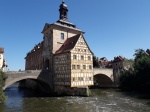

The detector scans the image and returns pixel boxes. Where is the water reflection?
[1,83,150,112]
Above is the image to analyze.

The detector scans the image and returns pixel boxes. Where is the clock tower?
[59,0,68,21]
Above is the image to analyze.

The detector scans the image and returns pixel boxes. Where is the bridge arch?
[3,76,38,90]
[3,76,52,91]
[3,70,53,91]
[94,74,114,87]
[93,68,114,82]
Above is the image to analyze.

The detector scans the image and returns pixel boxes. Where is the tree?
[119,70,136,90]
[133,49,150,92]
[0,70,7,103]
[120,49,150,92]
[93,56,100,68]
[134,49,146,62]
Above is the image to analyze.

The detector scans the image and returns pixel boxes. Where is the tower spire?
[59,0,68,21]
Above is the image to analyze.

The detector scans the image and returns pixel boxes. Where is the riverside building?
[25,1,94,95]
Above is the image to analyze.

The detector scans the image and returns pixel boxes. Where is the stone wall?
[54,86,90,96]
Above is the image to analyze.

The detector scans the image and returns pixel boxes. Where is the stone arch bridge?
[93,68,114,87]
[3,70,53,91]
[3,68,114,90]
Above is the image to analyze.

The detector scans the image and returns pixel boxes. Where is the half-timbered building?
[25,1,94,95]
[54,34,93,88]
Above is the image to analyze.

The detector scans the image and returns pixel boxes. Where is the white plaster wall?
[0,53,4,68]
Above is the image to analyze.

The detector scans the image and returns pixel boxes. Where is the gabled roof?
[41,23,52,33]
[81,34,94,55]
[55,34,81,54]
[55,34,94,55]
[41,22,83,34]
[112,56,125,63]
[100,57,108,61]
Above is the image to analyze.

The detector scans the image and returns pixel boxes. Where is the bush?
[0,70,7,103]
[119,70,136,91]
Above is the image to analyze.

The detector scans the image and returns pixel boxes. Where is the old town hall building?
[25,1,93,94]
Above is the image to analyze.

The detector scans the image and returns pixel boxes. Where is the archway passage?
[94,74,113,87]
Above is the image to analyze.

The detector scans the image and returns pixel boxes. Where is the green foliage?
[134,49,146,62]
[119,70,136,91]
[0,70,7,103]
[134,51,150,92]
[123,59,134,67]
[93,56,100,68]
[120,49,150,93]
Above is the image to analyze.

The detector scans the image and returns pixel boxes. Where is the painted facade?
[0,48,7,72]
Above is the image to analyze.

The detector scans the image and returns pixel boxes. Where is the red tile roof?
[0,48,4,53]
[55,34,81,54]
[112,55,125,63]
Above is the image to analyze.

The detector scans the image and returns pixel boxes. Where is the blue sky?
[0,0,150,71]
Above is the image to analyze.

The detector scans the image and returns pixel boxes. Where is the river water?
[1,83,150,112]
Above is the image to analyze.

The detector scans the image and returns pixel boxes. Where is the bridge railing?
[6,70,42,74]
[93,68,113,72]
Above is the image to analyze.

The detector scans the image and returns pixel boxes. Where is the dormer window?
[61,33,64,40]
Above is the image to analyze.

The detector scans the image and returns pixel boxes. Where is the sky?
[0,0,150,71]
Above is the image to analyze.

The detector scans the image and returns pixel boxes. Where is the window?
[88,56,91,60]
[72,77,75,81]
[61,33,64,40]
[89,65,92,69]
[81,56,84,60]
[77,65,80,69]
[78,77,83,81]
[72,65,76,69]
[83,65,86,69]
[89,77,92,81]
[73,55,77,59]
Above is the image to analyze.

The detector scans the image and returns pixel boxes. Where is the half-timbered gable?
[54,34,93,87]
[70,34,93,87]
